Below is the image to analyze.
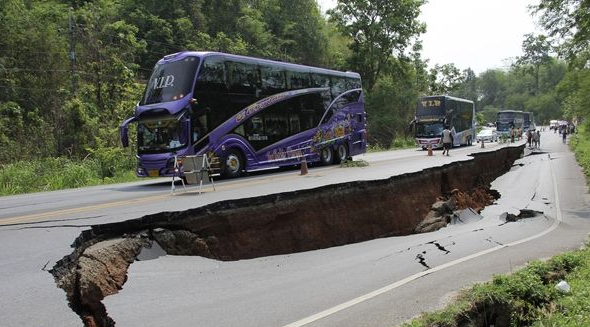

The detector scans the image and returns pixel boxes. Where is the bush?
[0,156,137,196]
[391,136,416,149]
[401,246,590,327]
[569,121,590,180]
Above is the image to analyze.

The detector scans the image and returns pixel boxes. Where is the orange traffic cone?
[300,158,308,175]
[427,144,433,156]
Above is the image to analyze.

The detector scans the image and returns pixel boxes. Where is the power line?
[75,23,187,50]
[0,85,68,92]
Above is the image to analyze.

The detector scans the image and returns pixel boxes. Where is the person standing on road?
[442,126,452,156]
[562,127,567,144]
[536,130,541,149]
[527,129,533,148]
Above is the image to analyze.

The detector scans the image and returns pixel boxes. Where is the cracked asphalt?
[1,131,589,327]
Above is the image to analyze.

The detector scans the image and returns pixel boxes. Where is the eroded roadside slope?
[50,145,524,327]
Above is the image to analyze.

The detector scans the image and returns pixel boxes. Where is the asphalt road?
[1,131,588,327]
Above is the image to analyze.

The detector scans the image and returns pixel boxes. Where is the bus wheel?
[223,149,243,178]
[336,144,348,163]
[320,147,333,165]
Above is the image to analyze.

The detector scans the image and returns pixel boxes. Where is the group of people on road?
[509,127,522,143]
[527,129,541,149]
[556,123,576,144]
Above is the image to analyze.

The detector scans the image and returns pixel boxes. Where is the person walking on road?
[562,128,567,144]
[536,130,541,149]
[442,126,452,156]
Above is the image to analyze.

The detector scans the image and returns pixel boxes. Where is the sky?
[317,0,540,74]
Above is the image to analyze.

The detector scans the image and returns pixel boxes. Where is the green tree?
[455,68,479,105]
[557,68,590,120]
[534,0,590,64]
[428,63,464,95]
[480,105,500,125]
[366,58,422,147]
[322,21,353,70]
[258,0,328,65]
[477,69,508,109]
[534,0,589,122]
[516,33,552,95]
[328,0,426,91]
[0,0,69,161]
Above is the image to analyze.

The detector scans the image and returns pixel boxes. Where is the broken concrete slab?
[50,145,525,327]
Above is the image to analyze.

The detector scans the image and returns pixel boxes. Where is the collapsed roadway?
[50,145,525,327]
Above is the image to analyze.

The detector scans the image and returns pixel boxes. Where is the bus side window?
[284,97,301,134]
[330,76,346,99]
[197,58,226,92]
[261,65,286,95]
[289,113,301,134]
[310,73,330,90]
[286,70,310,90]
[299,92,328,126]
[347,77,361,90]
[454,100,461,132]
[227,61,260,95]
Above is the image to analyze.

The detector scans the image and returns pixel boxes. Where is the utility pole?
[68,9,77,94]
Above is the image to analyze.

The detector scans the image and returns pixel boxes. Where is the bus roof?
[419,95,474,104]
[497,109,524,113]
[157,51,361,79]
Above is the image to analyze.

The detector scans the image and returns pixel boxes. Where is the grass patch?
[569,121,590,181]
[368,137,417,152]
[401,244,590,327]
[0,152,138,196]
[339,159,369,168]
[391,136,417,149]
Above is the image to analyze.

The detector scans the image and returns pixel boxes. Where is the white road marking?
[282,155,563,327]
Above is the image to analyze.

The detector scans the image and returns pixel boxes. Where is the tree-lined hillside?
[0,0,587,183]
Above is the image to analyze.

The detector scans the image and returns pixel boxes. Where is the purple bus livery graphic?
[120,51,367,178]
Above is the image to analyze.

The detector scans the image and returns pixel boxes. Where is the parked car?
[476,128,498,143]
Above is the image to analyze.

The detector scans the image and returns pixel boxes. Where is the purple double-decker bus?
[120,51,367,178]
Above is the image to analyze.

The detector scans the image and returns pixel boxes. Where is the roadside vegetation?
[0,0,587,195]
[570,122,590,181]
[401,242,590,327]
[340,159,369,168]
[0,149,137,196]
[368,136,417,152]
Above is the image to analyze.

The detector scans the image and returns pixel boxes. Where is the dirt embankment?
[51,145,524,327]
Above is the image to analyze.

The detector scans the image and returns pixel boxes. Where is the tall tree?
[328,0,425,91]
[477,69,508,109]
[534,0,590,120]
[0,0,69,161]
[428,63,464,95]
[455,68,478,105]
[533,0,590,64]
[516,33,552,95]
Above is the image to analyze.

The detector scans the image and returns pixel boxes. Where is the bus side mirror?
[120,116,137,148]
[120,125,129,148]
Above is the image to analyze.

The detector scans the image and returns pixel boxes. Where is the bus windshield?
[141,56,200,105]
[496,121,512,132]
[137,116,187,154]
[416,122,443,138]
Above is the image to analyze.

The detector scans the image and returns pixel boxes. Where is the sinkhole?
[50,145,525,327]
